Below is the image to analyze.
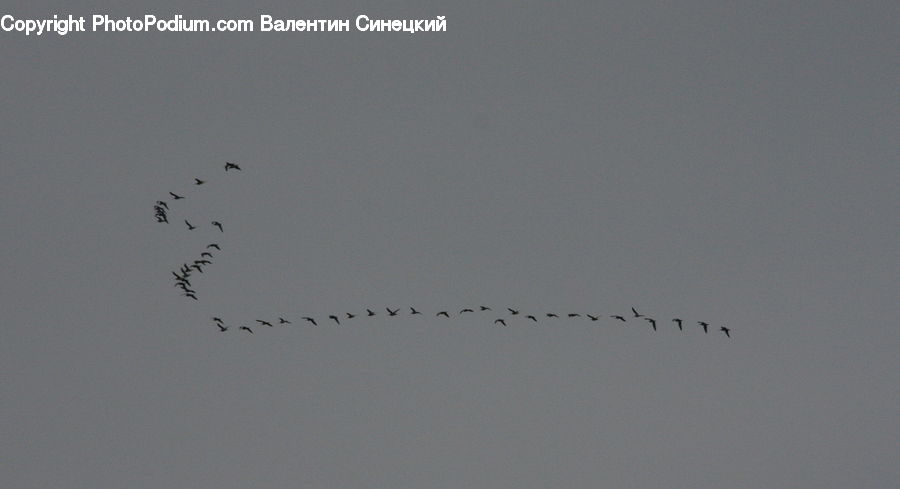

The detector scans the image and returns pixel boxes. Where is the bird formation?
[153,163,240,300]
[154,163,733,339]
[207,305,732,338]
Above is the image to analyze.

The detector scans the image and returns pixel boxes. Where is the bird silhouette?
[216,324,228,332]
[184,292,198,300]
[224,162,242,171]
[212,221,223,232]
[303,317,317,326]
[436,311,450,318]
[460,308,474,314]
[546,313,559,318]
[169,192,184,200]
[278,317,291,324]
[329,315,340,325]
[568,313,581,318]
[632,307,643,318]
[480,306,491,311]
[346,312,356,319]
[194,260,211,265]
[644,317,657,331]
[239,326,253,334]
[212,317,223,323]
[720,326,731,338]
[611,315,626,322]
[526,315,537,322]
[185,220,196,230]
[194,178,205,185]
[410,307,422,315]
[207,243,220,250]
[507,308,520,315]
[672,318,683,330]
[386,307,399,316]
[256,320,273,327]
[494,318,507,326]
[156,201,168,209]
[200,252,213,258]
[587,314,599,321]
[698,321,709,333]
[366,309,376,317]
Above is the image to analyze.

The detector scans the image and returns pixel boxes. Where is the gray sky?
[2,1,898,488]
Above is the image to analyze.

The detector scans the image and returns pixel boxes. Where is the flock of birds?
[154,162,240,301]
[154,162,733,339]
[208,306,731,337]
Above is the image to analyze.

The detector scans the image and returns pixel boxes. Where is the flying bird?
[546,313,559,318]
[366,309,376,317]
[169,192,184,200]
[644,317,657,331]
[194,178,205,185]
[184,292,198,300]
[185,220,196,230]
[698,321,709,333]
[239,326,253,334]
[480,306,491,311]
[303,317,317,326]
[568,313,581,318]
[200,252,213,258]
[212,221,223,232]
[256,320,273,327]
[611,315,626,322]
[224,162,242,171]
[346,312,356,319]
[720,326,731,338]
[436,311,450,318]
[526,315,537,322]
[212,317,223,323]
[386,308,399,316]
[494,319,507,326]
[507,308,520,315]
[156,201,168,209]
[278,317,291,324]
[207,243,221,250]
[329,315,340,325]
[672,318,683,330]
[410,307,422,315]
[216,324,228,332]
[631,307,643,318]
[460,308,474,314]
[587,314,599,321]
[194,260,211,265]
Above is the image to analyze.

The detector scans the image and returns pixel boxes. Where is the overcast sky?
[2,1,898,488]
